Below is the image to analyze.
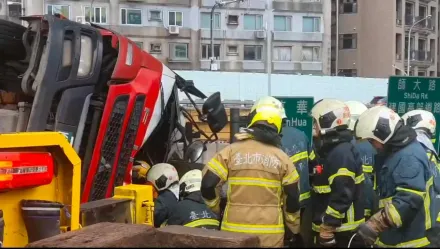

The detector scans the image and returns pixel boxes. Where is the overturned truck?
[0,15,228,246]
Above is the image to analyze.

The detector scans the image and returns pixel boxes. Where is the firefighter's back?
[221,139,291,247]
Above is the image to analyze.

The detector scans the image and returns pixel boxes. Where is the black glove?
[287,233,304,248]
[426,226,440,247]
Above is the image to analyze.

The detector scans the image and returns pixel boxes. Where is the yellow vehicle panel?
[0,132,81,247]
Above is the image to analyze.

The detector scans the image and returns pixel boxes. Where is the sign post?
[274,96,314,141]
[387,76,440,152]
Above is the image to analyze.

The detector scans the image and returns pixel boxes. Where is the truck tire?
[0,19,26,61]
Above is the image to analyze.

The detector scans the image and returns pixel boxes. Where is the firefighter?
[201,96,301,248]
[132,160,151,184]
[166,169,220,229]
[146,163,180,228]
[345,101,378,219]
[309,99,365,248]
[355,106,431,248]
[281,125,313,247]
[402,109,440,246]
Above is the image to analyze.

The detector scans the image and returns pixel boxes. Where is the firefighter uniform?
[354,140,378,218]
[201,139,301,248]
[281,126,313,207]
[154,190,179,228]
[166,192,220,229]
[374,140,431,247]
[311,137,365,246]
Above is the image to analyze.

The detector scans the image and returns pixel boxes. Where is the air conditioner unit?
[76,16,86,24]
[396,19,402,25]
[169,25,180,35]
[396,53,401,60]
[255,30,266,39]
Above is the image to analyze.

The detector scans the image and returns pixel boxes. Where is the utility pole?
[266,0,272,96]
[210,0,244,71]
[407,15,431,75]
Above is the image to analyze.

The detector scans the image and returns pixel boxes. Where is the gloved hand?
[318,223,336,247]
[287,233,304,248]
[356,209,391,247]
[132,160,151,180]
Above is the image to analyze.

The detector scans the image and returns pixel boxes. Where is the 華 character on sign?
[296,100,308,115]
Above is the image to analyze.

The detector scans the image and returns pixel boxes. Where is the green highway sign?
[387,76,440,152]
[275,96,314,142]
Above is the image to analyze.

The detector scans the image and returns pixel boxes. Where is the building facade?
[331,0,438,78]
[19,0,330,75]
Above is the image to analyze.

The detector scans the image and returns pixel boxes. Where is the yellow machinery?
[0,132,155,247]
[0,132,81,247]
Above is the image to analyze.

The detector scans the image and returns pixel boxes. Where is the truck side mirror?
[184,140,206,163]
[202,92,227,133]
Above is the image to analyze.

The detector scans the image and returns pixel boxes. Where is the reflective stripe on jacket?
[376,140,431,247]
[201,139,301,248]
[311,141,365,233]
[281,126,312,208]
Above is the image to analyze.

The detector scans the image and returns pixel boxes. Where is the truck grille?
[113,95,145,188]
[90,95,128,201]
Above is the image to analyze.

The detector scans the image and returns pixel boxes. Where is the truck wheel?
[0,19,26,60]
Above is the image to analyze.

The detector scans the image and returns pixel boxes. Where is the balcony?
[273,32,323,42]
[126,0,191,6]
[405,16,435,34]
[419,0,435,3]
[200,60,266,72]
[405,50,434,67]
[200,29,258,40]
[201,0,265,9]
[273,0,323,13]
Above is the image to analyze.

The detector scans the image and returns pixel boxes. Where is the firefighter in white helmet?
[166,169,220,229]
[146,163,180,228]
[354,106,431,247]
[201,96,301,247]
[309,99,365,248]
[402,109,440,246]
[345,101,378,220]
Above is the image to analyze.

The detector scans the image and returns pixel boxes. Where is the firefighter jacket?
[201,138,301,248]
[415,130,440,231]
[354,140,378,218]
[154,189,179,228]
[376,140,431,248]
[281,126,314,208]
[311,136,365,234]
[166,191,220,229]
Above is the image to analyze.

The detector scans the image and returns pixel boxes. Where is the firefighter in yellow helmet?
[201,96,301,248]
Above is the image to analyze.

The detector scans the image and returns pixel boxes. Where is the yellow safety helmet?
[248,96,286,133]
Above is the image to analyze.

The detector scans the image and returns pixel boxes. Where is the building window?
[47,5,70,19]
[303,17,320,32]
[227,45,238,55]
[150,43,162,53]
[133,41,143,49]
[201,13,220,29]
[274,16,292,31]
[339,34,357,49]
[84,6,107,24]
[302,47,321,61]
[8,2,22,18]
[339,0,357,14]
[149,10,162,21]
[121,8,142,25]
[418,71,426,76]
[169,43,188,60]
[244,45,262,61]
[430,71,436,77]
[168,11,183,26]
[244,14,263,30]
[201,44,220,59]
[227,15,239,25]
[339,69,357,77]
[273,47,291,61]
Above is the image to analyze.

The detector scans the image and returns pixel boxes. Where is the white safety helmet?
[146,163,179,192]
[345,101,368,131]
[402,109,436,137]
[311,99,351,135]
[179,169,202,196]
[355,106,402,144]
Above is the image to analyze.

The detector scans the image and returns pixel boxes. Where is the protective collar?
[168,183,180,200]
[416,129,438,157]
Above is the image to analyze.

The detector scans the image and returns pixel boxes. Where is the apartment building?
[331,0,438,78]
[0,0,22,20]
[20,0,330,75]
